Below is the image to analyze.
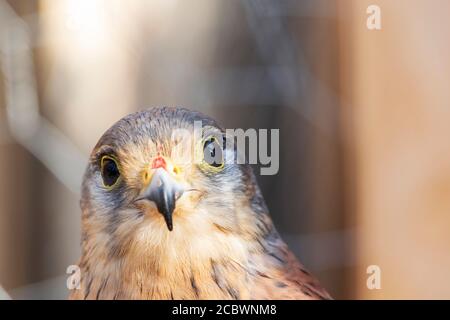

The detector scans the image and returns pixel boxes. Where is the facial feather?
[71,107,331,300]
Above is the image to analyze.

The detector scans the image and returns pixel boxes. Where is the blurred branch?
[0,285,11,300]
[0,0,86,194]
[9,275,68,300]
[242,0,339,136]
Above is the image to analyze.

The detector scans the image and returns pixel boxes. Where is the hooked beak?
[138,157,185,231]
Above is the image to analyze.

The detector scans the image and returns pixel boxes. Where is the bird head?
[80,107,269,262]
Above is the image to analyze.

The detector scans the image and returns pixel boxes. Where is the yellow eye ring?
[197,135,225,172]
[100,155,121,189]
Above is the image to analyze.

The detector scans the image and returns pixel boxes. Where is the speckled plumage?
[69,107,331,300]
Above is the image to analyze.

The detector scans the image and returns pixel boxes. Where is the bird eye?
[202,136,224,170]
[100,156,121,188]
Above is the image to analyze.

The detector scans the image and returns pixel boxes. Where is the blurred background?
[1,0,450,299]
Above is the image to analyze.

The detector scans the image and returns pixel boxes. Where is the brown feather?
[69,107,331,300]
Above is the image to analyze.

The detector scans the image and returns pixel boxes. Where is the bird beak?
[139,157,185,231]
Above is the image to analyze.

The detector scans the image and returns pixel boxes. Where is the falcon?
[69,107,331,300]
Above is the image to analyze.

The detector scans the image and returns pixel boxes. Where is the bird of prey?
[69,107,331,300]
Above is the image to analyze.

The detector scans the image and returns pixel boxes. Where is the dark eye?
[203,136,224,169]
[101,156,121,188]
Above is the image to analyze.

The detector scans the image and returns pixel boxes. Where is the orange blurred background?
[1,0,450,299]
